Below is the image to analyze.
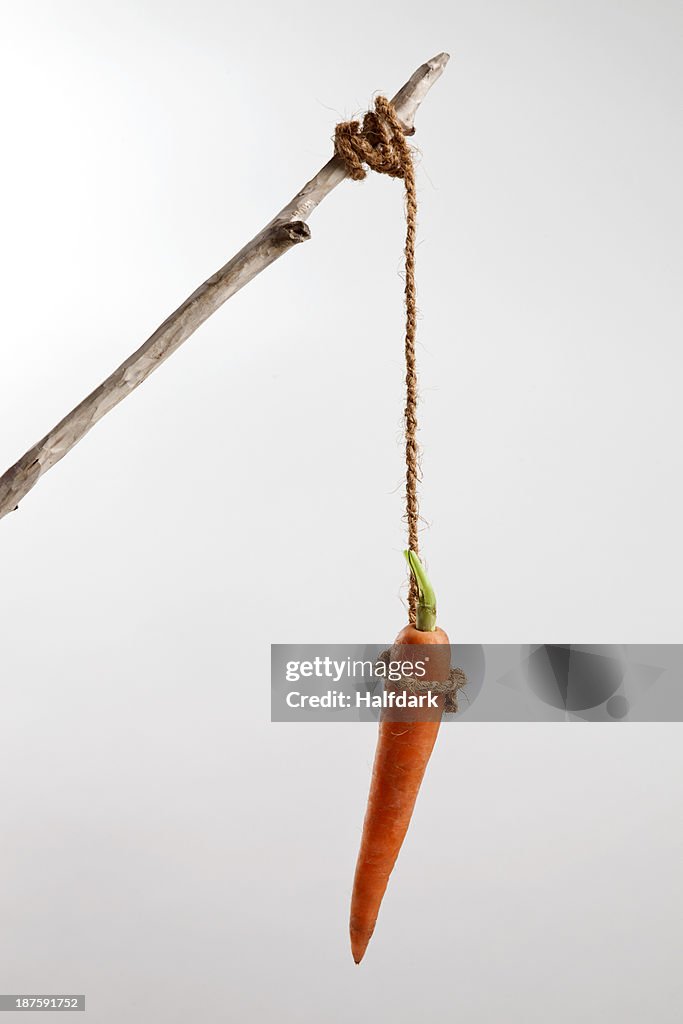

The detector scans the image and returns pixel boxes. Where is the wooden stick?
[0,52,449,521]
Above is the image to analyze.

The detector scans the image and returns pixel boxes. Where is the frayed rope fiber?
[376,650,468,715]
[334,98,421,623]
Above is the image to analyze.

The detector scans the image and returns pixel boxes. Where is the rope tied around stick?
[334,97,421,623]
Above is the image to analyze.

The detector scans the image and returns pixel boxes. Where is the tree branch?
[0,52,449,521]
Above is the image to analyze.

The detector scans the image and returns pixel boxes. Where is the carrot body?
[350,623,450,963]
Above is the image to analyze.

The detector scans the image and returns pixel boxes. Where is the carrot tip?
[351,932,370,964]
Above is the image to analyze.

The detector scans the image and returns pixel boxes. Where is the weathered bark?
[0,52,449,521]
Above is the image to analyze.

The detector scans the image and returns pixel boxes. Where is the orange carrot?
[350,551,450,963]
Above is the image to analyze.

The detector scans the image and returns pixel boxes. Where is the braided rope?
[334,97,421,622]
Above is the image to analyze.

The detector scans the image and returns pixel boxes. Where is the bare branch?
[0,53,449,521]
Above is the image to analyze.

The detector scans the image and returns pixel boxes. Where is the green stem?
[404,550,437,631]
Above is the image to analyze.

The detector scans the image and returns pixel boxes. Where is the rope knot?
[376,650,469,715]
[334,97,412,182]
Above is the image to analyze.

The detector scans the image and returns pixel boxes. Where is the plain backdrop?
[1,1,682,1021]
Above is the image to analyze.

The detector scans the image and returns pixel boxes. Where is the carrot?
[350,551,450,964]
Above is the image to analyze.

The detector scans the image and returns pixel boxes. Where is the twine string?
[375,650,468,715]
[334,97,420,622]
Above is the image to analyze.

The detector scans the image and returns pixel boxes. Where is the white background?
[1,1,681,1021]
